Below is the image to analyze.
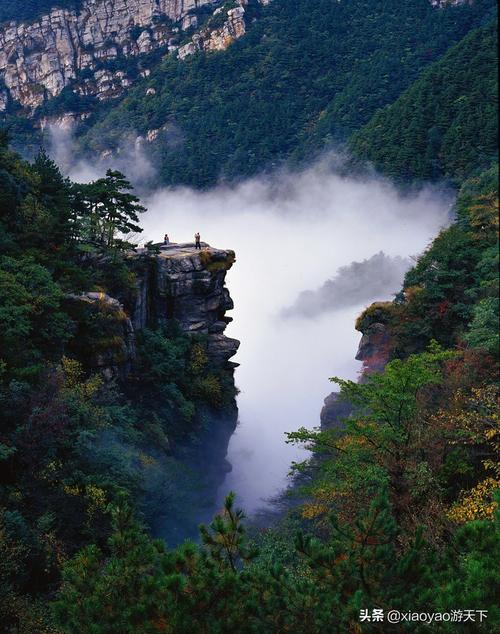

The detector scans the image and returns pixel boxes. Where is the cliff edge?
[67,242,239,380]
[133,242,239,366]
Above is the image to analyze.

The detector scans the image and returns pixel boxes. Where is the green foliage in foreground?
[1,125,498,632]
[1,1,499,622]
[0,139,236,631]
[355,165,499,359]
[53,348,499,633]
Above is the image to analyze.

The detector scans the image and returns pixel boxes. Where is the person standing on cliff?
[164,233,169,245]
[195,232,201,250]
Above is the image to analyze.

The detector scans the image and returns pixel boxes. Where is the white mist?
[139,161,453,513]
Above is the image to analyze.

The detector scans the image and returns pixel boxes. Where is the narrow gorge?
[0,0,497,627]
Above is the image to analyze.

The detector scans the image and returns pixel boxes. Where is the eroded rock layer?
[132,242,239,367]
[0,0,256,111]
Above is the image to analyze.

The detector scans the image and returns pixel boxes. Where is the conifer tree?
[75,170,144,249]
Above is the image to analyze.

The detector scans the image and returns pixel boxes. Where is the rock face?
[320,312,393,430]
[132,242,239,368]
[355,321,392,375]
[68,245,239,539]
[67,243,239,380]
[430,0,470,6]
[178,5,246,59]
[140,243,238,538]
[0,0,215,110]
[320,392,352,430]
[0,0,468,113]
[0,0,266,112]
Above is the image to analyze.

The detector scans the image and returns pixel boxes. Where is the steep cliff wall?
[132,242,239,367]
[72,242,239,379]
[0,0,262,112]
[177,4,246,59]
[64,242,239,539]
[0,0,470,115]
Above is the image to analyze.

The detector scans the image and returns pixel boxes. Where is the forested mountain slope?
[0,0,498,631]
[0,136,240,629]
[48,4,498,629]
[76,0,496,187]
[350,20,498,183]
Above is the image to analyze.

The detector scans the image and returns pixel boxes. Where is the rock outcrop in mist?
[132,242,239,368]
[283,251,410,319]
[69,243,239,380]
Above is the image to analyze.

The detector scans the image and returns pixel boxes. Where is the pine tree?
[199,492,257,573]
[32,149,74,248]
[75,170,145,249]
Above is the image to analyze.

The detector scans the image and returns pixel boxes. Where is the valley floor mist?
[0,0,498,631]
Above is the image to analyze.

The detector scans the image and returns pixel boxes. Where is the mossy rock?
[199,250,235,273]
[355,301,397,332]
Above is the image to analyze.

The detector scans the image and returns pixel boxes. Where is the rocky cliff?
[67,242,239,379]
[0,0,265,113]
[429,0,471,6]
[0,0,467,115]
[132,242,239,367]
[65,242,239,539]
[320,303,393,429]
[177,4,245,59]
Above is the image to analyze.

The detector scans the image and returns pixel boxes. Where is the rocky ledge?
[132,242,240,368]
[65,242,239,379]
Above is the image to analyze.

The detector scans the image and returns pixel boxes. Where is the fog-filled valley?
[1,0,497,628]
[136,160,453,513]
[46,128,455,522]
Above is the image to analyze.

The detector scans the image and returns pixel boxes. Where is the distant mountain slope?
[0,0,229,112]
[350,21,498,183]
[76,0,495,187]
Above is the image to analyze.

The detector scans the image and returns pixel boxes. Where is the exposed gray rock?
[131,243,239,369]
[65,243,238,380]
[178,5,247,60]
[355,322,391,371]
[0,0,269,112]
[429,0,470,6]
[320,392,352,430]
[320,315,393,429]
[0,0,218,110]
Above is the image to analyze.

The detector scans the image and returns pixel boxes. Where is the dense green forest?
[44,154,498,632]
[350,21,498,182]
[0,0,499,631]
[72,0,496,188]
[2,105,499,634]
[0,134,238,630]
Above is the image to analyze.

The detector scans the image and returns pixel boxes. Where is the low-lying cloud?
[282,251,411,319]
[138,156,454,513]
[47,123,156,186]
[44,131,455,516]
